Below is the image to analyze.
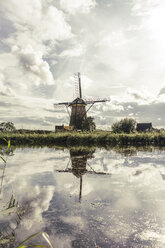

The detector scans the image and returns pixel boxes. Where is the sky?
[0,0,165,130]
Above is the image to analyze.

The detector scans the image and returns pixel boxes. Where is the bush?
[0,122,16,132]
[112,118,136,134]
[82,117,96,132]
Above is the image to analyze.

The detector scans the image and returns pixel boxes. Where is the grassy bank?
[0,131,165,147]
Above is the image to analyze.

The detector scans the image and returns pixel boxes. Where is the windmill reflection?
[70,148,94,202]
[56,148,111,202]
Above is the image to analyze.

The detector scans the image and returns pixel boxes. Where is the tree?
[82,117,96,131]
[111,118,136,134]
[0,122,16,132]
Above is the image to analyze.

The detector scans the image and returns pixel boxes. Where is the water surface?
[0,147,165,247]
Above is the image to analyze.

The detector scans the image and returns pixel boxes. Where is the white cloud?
[59,45,85,57]
[1,1,72,46]
[14,45,54,85]
[0,0,74,95]
[0,0,73,88]
[60,0,96,14]
[146,1,165,47]
[0,72,15,96]
[97,31,130,48]
[131,0,160,16]
[0,0,73,114]
[95,101,124,113]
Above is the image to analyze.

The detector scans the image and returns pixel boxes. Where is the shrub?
[0,122,16,132]
[82,117,96,132]
[112,118,136,134]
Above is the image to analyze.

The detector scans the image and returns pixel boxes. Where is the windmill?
[54,72,110,130]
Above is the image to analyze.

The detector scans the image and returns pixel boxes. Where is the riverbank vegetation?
[0,131,165,146]
[0,120,164,147]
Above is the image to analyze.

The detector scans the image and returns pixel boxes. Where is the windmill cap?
[69,97,87,106]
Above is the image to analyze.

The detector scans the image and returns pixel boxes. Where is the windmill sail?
[84,96,110,104]
[54,101,71,106]
[74,72,82,99]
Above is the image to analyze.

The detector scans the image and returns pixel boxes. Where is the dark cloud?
[0,101,12,107]
[159,87,165,96]
[0,10,15,39]
[12,116,52,127]
[30,84,57,99]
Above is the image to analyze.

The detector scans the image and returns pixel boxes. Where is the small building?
[136,123,152,132]
[55,125,73,132]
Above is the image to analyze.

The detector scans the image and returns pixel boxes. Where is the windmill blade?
[74,74,80,98]
[55,169,111,175]
[54,102,72,111]
[74,72,82,98]
[84,96,110,104]
[53,105,66,110]
[54,102,71,107]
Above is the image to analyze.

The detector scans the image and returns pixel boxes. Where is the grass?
[0,131,165,147]
[16,231,54,248]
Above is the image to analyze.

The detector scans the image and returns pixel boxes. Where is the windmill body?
[54,72,110,130]
[69,97,87,129]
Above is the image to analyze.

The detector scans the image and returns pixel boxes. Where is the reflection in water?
[0,146,165,247]
[56,148,111,202]
[0,146,14,198]
[0,146,21,248]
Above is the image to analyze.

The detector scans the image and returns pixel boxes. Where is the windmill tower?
[54,72,110,130]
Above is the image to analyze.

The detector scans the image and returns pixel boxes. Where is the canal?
[0,146,165,247]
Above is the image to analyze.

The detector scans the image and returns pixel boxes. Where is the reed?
[16,231,54,248]
[0,131,165,147]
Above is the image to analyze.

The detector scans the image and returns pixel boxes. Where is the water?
[0,146,165,247]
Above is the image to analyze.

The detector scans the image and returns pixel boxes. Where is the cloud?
[59,45,85,57]
[94,101,124,113]
[0,0,73,89]
[97,31,130,48]
[0,72,15,96]
[0,94,59,129]
[127,87,155,103]
[60,0,96,14]
[131,0,159,16]
[0,0,73,107]
[1,1,72,46]
[14,45,54,85]
[158,86,165,96]
[15,182,54,238]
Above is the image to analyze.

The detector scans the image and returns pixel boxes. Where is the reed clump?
[0,131,165,147]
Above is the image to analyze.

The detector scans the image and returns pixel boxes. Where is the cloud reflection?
[1,147,165,247]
